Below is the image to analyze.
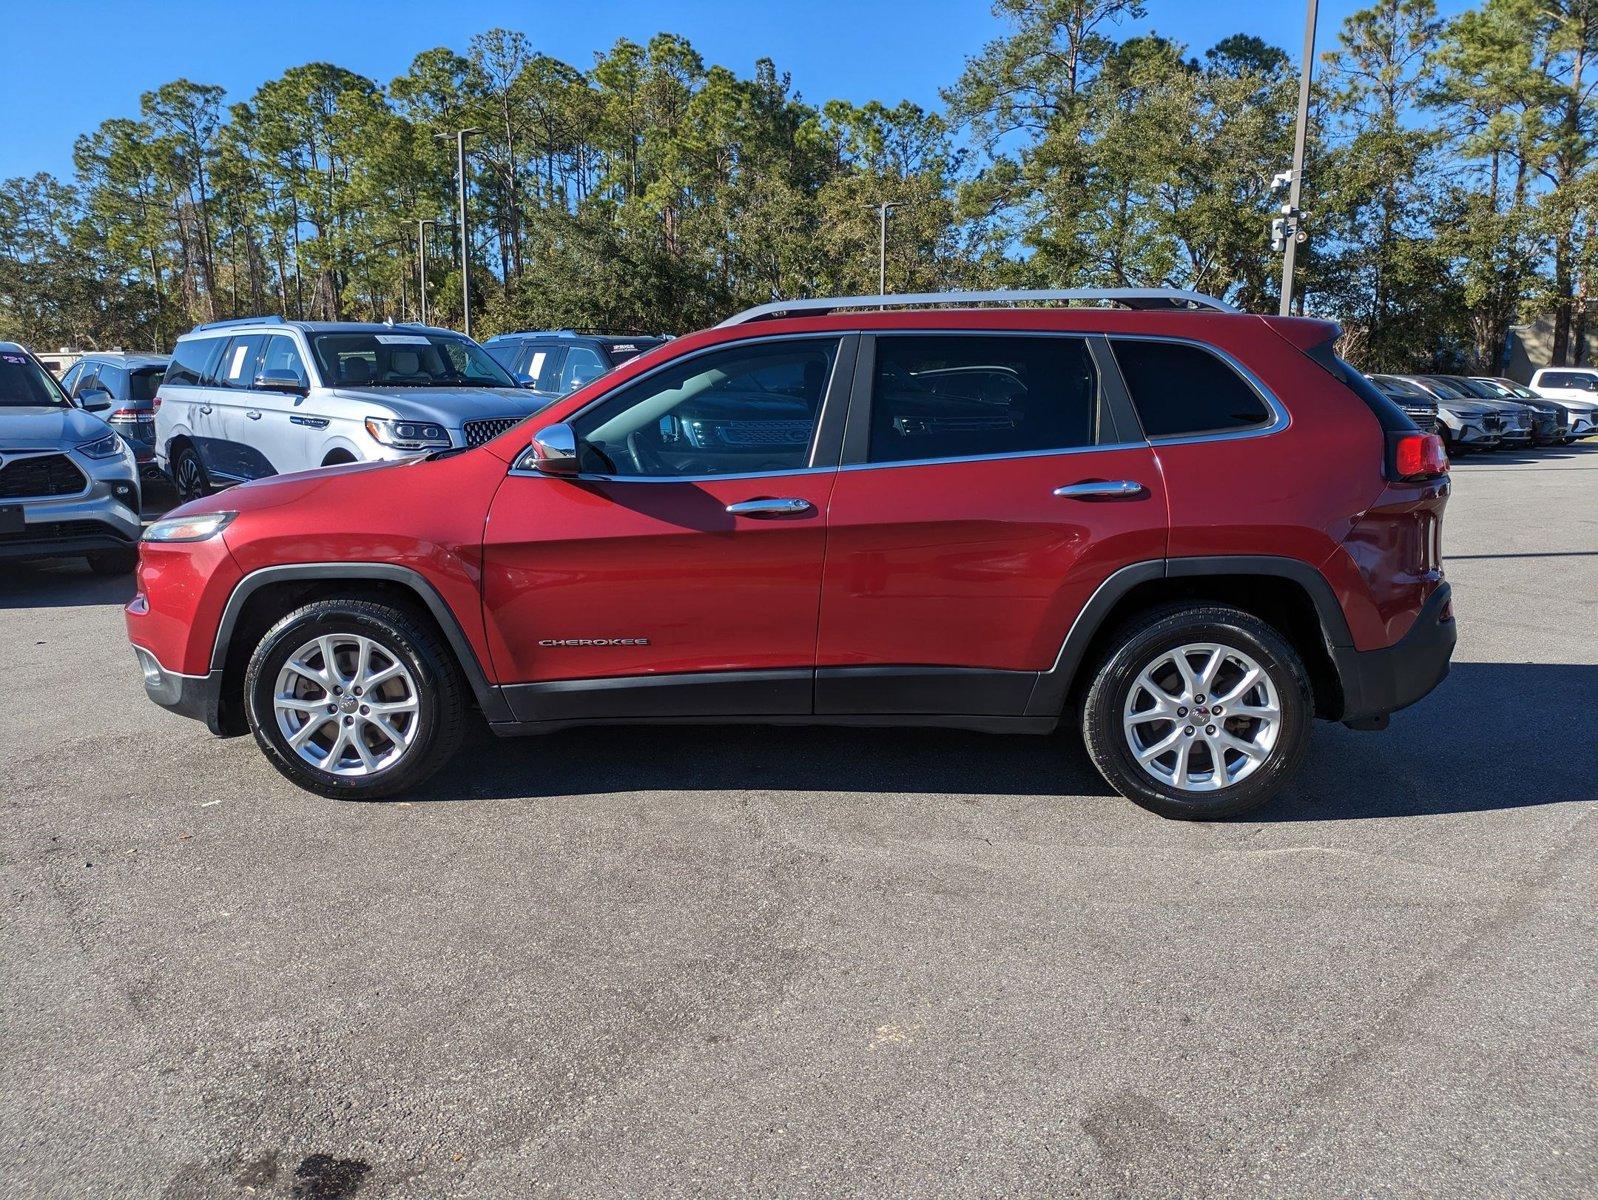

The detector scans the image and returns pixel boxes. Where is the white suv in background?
[1526,367,1598,440]
[154,319,551,501]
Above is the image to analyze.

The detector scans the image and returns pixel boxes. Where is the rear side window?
[867,335,1098,464]
[96,363,128,400]
[164,337,226,387]
[217,334,268,388]
[1112,340,1272,437]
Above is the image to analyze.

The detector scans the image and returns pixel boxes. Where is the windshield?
[0,350,70,408]
[309,331,517,388]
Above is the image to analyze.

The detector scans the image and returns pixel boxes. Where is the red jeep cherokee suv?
[127,290,1454,819]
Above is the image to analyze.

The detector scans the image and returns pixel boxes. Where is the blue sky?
[4,0,1475,181]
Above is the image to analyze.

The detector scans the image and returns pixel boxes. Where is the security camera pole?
[1279,0,1319,317]
[438,128,483,336]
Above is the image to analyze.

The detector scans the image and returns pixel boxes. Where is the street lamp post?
[1279,0,1319,317]
[874,201,901,298]
[416,218,437,326]
[437,128,483,336]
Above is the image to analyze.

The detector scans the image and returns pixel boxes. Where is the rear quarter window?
[1111,340,1272,437]
[164,337,227,387]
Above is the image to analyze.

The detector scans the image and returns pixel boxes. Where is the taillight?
[1389,432,1448,482]
[152,394,162,411]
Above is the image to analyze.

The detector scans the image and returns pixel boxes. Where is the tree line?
[0,0,1592,373]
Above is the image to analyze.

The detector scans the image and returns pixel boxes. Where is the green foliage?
[0,1,1591,374]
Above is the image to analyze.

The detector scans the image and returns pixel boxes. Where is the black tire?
[1080,604,1313,820]
[244,599,468,799]
[86,548,138,575]
[172,444,211,503]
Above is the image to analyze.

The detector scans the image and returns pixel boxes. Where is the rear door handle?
[725,498,814,517]
[246,410,262,420]
[198,405,212,415]
[1054,480,1148,500]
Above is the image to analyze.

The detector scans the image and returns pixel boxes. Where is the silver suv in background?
[59,352,169,471]
[155,319,552,501]
[0,342,142,574]
[481,331,670,399]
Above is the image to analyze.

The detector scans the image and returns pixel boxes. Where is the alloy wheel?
[272,633,421,776]
[175,453,206,501]
[1121,642,1281,792]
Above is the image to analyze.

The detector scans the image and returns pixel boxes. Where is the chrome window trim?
[508,331,850,483]
[1101,332,1290,445]
[837,441,1147,473]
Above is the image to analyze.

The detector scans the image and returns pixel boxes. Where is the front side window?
[1112,340,1272,438]
[309,331,516,389]
[560,345,609,394]
[96,363,128,400]
[259,335,308,387]
[0,349,70,408]
[71,364,101,397]
[867,335,1098,464]
[571,338,838,478]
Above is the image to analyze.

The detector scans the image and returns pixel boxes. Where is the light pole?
[1279,0,1319,317]
[873,201,901,298]
[437,127,482,335]
[416,218,437,326]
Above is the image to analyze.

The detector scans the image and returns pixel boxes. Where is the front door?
[481,334,855,722]
[814,331,1167,715]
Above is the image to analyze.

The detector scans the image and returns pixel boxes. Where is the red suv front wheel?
[244,599,468,799]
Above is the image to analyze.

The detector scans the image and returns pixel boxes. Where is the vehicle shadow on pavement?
[406,661,1595,817]
[0,561,136,610]
[1261,661,1596,822]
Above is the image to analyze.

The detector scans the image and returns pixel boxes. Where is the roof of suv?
[78,351,169,367]
[180,318,463,338]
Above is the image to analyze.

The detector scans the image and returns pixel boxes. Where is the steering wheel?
[625,431,668,476]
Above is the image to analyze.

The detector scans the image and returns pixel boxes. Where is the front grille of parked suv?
[463,417,522,448]
[0,453,87,499]
[1400,404,1437,433]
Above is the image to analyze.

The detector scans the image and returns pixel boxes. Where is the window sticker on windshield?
[612,344,637,352]
[375,334,431,345]
[1,354,25,363]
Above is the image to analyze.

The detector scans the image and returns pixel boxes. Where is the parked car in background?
[59,352,169,471]
[128,288,1454,821]
[1429,375,1567,445]
[1528,366,1598,406]
[1374,374,1498,452]
[482,331,670,399]
[154,319,553,502]
[1486,375,1598,442]
[1400,375,1533,449]
[1367,374,1438,433]
[0,342,141,573]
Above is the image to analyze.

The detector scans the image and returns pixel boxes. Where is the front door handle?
[198,405,213,415]
[725,497,814,517]
[1054,480,1148,500]
[246,410,262,420]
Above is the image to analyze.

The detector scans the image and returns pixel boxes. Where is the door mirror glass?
[520,422,579,475]
[253,369,308,395]
[77,386,113,412]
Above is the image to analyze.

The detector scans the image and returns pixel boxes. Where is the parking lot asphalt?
[2,448,1594,1200]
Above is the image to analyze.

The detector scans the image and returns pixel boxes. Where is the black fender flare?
[1024,555,1354,717]
[210,562,510,722]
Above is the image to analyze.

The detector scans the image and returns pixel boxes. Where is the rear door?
[481,334,854,720]
[209,333,274,479]
[814,331,1167,716]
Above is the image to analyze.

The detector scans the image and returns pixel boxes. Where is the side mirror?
[77,386,113,412]
[521,421,579,476]
[253,369,308,395]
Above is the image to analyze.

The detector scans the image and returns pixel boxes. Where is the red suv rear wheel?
[1081,604,1313,820]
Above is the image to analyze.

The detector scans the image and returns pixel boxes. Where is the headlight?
[77,432,126,459]
[143,511,236,543]
[364,417,452,451]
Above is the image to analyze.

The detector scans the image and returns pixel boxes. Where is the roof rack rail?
[188,315,285,333]
[717,288,1239,327]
